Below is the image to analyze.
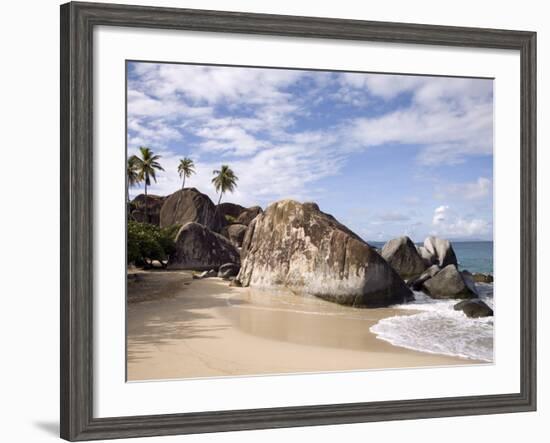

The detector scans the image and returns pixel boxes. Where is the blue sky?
[127,61,493,242]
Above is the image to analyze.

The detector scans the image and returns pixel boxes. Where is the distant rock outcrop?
[238,200,412,307]
[159,188,226,232]
[422,264,477,299]
[129,194,166,225]
[454,299,493,318]
[423,236,458,268]
[217,202,246,221]
[168,222,240,270]
[236,206,263,226]
[381,236,426,279]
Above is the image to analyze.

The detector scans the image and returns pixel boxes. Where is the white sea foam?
[370,285,494,362]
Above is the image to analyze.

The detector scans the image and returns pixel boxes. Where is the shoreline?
[127,271,483,381]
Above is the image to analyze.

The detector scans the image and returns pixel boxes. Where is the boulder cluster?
[130,191,493,316]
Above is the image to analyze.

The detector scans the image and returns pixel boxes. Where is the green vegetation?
[212,165,239,206]
[224,214,237,224]
[133,147,164,223]
[177,157,196,189]
[127,221,180,268]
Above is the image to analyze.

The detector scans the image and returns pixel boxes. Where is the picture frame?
[60,1,537,441]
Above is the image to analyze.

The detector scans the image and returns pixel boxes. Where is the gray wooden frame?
[60,1,537,441]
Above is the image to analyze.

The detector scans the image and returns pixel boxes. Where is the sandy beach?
[127,271,478,381]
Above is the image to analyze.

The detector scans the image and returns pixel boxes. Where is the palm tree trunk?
[144,181,148,224]
[217,192,223,206]
[182,176,186,190]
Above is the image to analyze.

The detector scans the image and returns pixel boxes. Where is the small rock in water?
[472,272,494,283]
[454,299,494,318]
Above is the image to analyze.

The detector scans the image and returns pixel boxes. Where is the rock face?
[238,200,412,307]
[221,224,248,248]
[461,270,479,296]
[422,264,477,299]
[409,264,440,291]
[217,202,246,221]
[423,236,458,268]
[417,246,437,267]
[236,206,263,226]
[381,236,426,279]
[159,188,226,232]
[454,299,493,318]
[129,194,166,225]
[168,222,240,270]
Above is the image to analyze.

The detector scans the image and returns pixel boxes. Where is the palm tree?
[126,155,140,203]
[134,147,164,223]
[177,157,196,190]
[212,165,238,206]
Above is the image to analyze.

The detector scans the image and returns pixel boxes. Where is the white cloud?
[431,205,491,239]
[338,74,493,165]
[436,177,492,201]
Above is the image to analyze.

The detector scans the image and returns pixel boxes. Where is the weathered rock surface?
[129,194,166,225]
[238,200,412,307]
[472,272,494,283]
[454,299,494,318]
[218,263,240,279]
[160,188,226,232]
[409,264,440,291]
[381,236,426,279]
[236,206,263,226]
[221,224,248,247]
[217,202,246,222]
[168,222,240,270]
[423,236,458,268]
[417,245,437,267]
[422,264,477,299]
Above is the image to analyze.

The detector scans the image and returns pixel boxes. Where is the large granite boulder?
[423,236,458,268]
[129,194,166,225]
[168,222,240,270]
[217,202,246,222]
[422,264,477,299]
[159,188,226,232]
[409,264,440,291]
[454,299,493,318]
[238,200,412,307]
[236,206,263,226]
[381,236,426,279]
[221,224,248,248]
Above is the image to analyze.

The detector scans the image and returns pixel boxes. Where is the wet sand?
[127,272,476,381]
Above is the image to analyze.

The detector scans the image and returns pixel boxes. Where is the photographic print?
[126,61,494,382]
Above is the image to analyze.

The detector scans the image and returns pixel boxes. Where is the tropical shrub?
[127,221,180,267]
